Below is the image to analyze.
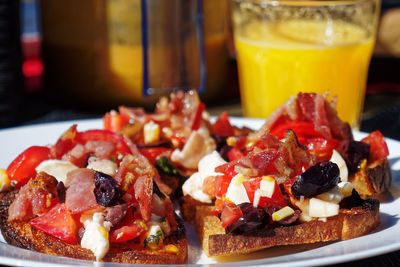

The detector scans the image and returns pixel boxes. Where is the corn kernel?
[226,137,236,147]
[0,169,10,192]
[144,121,160,144]
[272,206,295,221]
[360,159,367,170]
[261,175,275,182]
[165,244,180,254]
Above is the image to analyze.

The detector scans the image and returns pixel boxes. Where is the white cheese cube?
[309,198,339,218]
[225,174,250,205]
[259,176,275,198]
[81,213,112,261]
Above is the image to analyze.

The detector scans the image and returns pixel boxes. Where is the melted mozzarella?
[35,160,78,183]
[81,212,112,261]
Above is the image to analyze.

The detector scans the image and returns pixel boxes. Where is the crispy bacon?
[251,93,353,144]
[8,172,58,221]
[84,140,116,159]
[297,93,331,139]
[121,135,172,195]
[237,131,313,184]
[134,175,153,222]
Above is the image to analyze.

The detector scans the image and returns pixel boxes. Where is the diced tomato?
[305,137,340,162]
[212,198,224,217]
[103,112,130,132]
[270,121,322,142]
[77,129,131,155]
[213,112,235,137]
[220,199,242,228]
[283,176,297,198]
[243,177,287,208]
[109,223,144,243]
[215,161,238,178]
[361,130,389,161]
[139,147,172,164]
[192,102,206,130]
[6,146,52,188]
[227,147,244,161]
[203,174,233,198]
[30,203,78,244]
[109,208,145,243]
[54,125,78,158]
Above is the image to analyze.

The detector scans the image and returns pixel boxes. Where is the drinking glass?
[232,0,380,128]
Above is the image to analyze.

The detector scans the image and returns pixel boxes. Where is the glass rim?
[232,0,378,7]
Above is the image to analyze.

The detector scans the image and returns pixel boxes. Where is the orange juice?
[235,20,375,127]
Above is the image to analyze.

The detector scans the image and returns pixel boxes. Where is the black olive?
[56,181,66,203]
[226,203,268,234]
[93,171,123,207]
[212,134,231,161]
[344,141,370,174]
[291,161,340,199]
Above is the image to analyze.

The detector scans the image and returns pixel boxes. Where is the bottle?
[0,0,23,127]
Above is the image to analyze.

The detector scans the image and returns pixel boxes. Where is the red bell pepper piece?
[213,111,235,137]
[103,112,130,132]
[139,147,173,164]
[30,203,78,244]
[361,130,389,161]
[227,147,244,161]
[6,146,52,188]
[192,102,206,130]
[270,120,321,142]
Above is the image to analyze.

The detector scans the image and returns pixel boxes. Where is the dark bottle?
[0,0,23,127]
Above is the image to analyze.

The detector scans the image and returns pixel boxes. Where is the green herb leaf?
[155,156,187,184]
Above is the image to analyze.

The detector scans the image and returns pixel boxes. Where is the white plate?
[0,117,399,267]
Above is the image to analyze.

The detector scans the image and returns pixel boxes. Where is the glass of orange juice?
[232,0,380,128]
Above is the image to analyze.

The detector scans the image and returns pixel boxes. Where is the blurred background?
[2,0,400,140]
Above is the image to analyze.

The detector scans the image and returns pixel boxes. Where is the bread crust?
[185,195,380,257]
[0,191,187,264]
[349,158,391,199]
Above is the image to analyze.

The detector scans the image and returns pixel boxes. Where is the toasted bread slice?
[0,191,187,264]
[349,158,391,199]
[193,196,379,257]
